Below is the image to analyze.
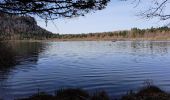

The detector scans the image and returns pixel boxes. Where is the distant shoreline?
[2,38,170,42]
[1,27,170,41]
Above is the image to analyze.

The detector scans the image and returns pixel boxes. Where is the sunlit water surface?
[0,41,170,99]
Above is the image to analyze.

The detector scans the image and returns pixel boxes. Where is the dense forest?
[0,13,170,41]
[0,13,57,40]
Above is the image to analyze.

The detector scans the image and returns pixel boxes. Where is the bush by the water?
[18,88,109,100]
[16,85,170,100]
[121,85,170,100]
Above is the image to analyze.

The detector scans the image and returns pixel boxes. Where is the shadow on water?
[0,41,45,67]
[0,42,17,70]
[0,41,47,99]
[0,41,46,70]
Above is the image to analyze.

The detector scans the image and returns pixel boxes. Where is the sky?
[36,0,168,34]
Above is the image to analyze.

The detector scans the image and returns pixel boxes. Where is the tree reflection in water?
[0,41,47,96]
[0,42,17,69]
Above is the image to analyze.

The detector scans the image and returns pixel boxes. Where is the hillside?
[0,13,170,41]
[0,13,55,40]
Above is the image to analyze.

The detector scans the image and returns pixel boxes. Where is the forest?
[0,13,170,41]
[57,27,170,41]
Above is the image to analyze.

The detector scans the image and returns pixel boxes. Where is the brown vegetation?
[54,27,170,41]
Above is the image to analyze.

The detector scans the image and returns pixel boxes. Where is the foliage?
[18,88,109,100]
[0,13,55,40]
[0,0,110,20]
[121,85,170,100]
[16,86,170,100]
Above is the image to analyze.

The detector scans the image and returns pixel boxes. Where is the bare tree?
[0,0,110,20]
[128,0,170,21]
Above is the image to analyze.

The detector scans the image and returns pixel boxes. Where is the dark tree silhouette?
[0,0,110,20]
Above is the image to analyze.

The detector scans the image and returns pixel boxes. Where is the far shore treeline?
[0,13,170,41]
[52,27,170,41]
[1,26,170,41]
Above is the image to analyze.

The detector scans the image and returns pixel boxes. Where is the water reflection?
[1,42,45,67]
[0,41,170,100]
[0,41,46,81]
[129,41,169,56]
[0,41,47,99]
[0,42,17,69]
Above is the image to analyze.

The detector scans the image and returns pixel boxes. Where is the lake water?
[0,41,170,99]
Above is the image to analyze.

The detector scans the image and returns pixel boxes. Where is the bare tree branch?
[131,0,170,21]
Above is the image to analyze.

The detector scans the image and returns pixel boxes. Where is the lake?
[0,41,170,100]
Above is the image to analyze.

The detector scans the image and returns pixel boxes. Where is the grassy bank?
[14,85,170,100]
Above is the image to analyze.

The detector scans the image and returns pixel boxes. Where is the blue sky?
[36,0,168,34]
